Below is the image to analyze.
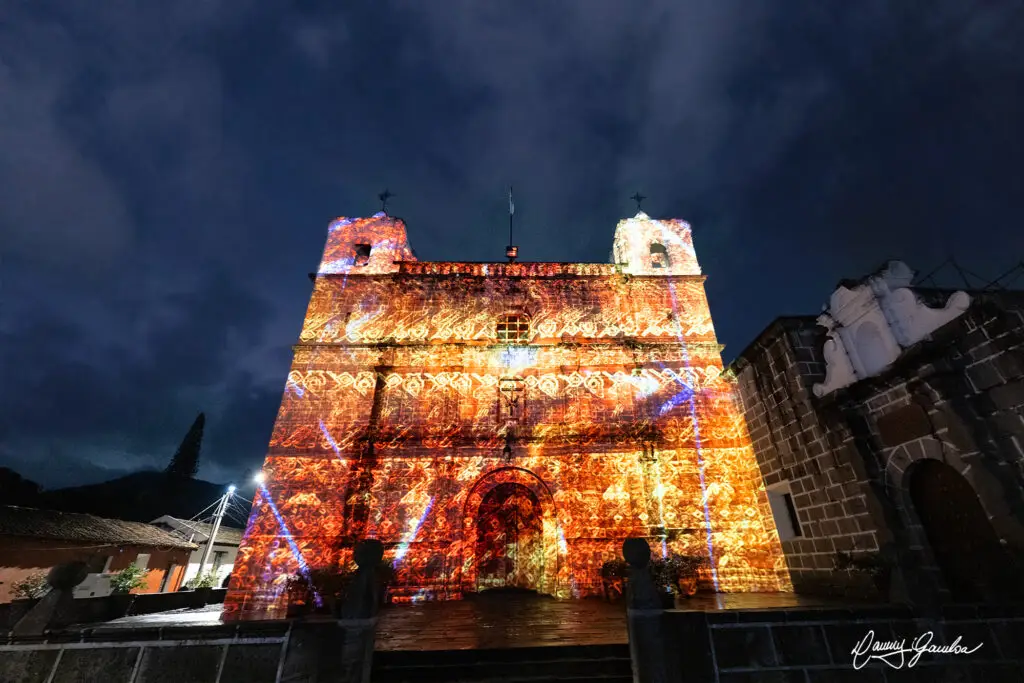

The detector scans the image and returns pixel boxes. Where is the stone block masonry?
[0,619,376,683]
[661,603,1024,683]
[731,289,1024,603]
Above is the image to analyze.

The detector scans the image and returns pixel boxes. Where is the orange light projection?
[224,212,792,620]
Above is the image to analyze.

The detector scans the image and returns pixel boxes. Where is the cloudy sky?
[2,1,1022,489]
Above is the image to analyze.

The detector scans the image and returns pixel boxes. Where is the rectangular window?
[135,553,152,569]
[212,551,227,571]
[767,486,802,541]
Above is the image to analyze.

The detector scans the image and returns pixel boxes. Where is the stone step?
[373,643,632,683]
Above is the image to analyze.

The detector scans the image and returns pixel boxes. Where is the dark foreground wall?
[661,603,1024,682]
[0,618,376,683]
[1,589,227,631]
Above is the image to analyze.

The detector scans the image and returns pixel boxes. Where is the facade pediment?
[813,260,971,397]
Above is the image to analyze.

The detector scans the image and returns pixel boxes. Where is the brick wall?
[733,317,883,596]
[732,293,1024,602]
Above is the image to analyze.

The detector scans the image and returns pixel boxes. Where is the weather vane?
[378,189,394,214]
[631,192,646,212]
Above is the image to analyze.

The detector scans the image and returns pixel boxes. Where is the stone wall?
[0,588,227,632]
[732,317,882,596]
[663,603,1024,682]
[732,293,1024,601]
[0,618,375,683]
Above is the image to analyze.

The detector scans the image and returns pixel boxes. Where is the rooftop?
[154,516,244,546]
[0,506,198,551]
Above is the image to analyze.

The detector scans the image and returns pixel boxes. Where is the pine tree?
[166,413,205,478]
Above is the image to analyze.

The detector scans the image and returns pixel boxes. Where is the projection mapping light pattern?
[224,212,792,620]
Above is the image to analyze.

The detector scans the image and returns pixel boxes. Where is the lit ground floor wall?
[225,446,792,620]
[0,539,190,603]
[179,549,237,587]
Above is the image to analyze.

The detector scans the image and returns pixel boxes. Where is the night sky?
[2,2,1022,490]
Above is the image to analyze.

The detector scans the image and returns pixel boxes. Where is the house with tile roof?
[0,506,197,603]
[150,515,243,588]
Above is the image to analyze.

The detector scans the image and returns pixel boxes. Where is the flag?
[508,186,515,216]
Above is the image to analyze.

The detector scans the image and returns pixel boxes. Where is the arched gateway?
[461,468,558,596]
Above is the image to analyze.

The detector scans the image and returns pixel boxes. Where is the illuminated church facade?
[225,210,791,619]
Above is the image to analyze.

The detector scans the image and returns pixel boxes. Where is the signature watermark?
[851,630,983,670]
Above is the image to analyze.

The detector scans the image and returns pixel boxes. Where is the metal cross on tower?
[378,189,395,214]
[631,192,646,212]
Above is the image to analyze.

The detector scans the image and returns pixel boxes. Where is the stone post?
[623,538,678,683]
[11,562,88,637]
[339,539,384,683]
[278,539,385,682]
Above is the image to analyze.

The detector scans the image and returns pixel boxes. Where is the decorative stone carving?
[813,314,857,397]
[813,261,971,397]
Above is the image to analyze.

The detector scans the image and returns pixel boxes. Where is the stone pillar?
[340,539,384,683]
[11,562,88,637]
[623,538,678,683]
[279,539,384,683]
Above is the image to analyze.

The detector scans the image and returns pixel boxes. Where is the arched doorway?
[908,459,1009,600]
[461,467,560,596]
[475,483,544,591]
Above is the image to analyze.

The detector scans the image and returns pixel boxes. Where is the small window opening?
[354,244,372,266]
[650,243,669,269]
[496,313,531,344]
[767,487,803,541]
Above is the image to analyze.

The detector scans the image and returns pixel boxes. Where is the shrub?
[110,563,150,594]
[186,572,217,589]
[11,572,50,600]
[286,559,397,612]
[600,559,629,581]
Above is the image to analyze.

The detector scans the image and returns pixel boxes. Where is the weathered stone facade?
[731,279,1024,603]
[225,210,791,620]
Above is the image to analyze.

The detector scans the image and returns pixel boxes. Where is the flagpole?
[509,186,513,247]
[506,186,518,262]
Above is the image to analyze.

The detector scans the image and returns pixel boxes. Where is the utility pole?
[197,485,235,577]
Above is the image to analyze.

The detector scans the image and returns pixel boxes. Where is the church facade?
[224,210,791,619]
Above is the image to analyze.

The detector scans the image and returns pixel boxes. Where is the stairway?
[372,643,633,683]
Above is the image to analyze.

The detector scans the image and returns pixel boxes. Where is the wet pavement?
[668,591,850,611]
[74,591,853,647]
[376,592,628,651]
[76,603,225,629]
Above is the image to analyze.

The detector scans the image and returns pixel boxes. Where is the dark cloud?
[1,1,1021,488]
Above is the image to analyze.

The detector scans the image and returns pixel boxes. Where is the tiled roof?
[160,517,244,546]
[0,506,198,551]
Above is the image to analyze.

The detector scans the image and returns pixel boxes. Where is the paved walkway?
[375,592,628,651]
[78,591,850,649]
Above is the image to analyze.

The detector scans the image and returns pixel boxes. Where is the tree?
[166,413,205,479]
[0,468,42,506]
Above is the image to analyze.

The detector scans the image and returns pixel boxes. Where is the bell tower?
[611,211,702,277]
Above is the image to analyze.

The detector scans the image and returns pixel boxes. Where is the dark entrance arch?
[908,459,1009,601]
[475,483,544,592]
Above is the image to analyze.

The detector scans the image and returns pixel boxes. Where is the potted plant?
[833,551,893,600]
[285,574,313,618]
[650,554,705,607]
[600,559,628,602]
[186,571,217,605]
[9,572,50,622]
[11,572,50,601]
[109,562,150,616]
